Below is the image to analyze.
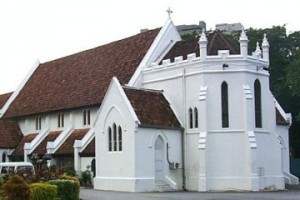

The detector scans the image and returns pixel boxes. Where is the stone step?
[155,181,174,192]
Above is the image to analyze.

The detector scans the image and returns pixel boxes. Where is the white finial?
[262,33,269,47]
[166,7,173,18]
[239,29,248,42]
[262,33,270,62]
[199,29,207,43]
[255,42,262,57]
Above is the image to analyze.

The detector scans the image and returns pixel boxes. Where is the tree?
[230,27,300,157]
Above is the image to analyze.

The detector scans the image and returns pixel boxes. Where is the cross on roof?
[166,7,173,18]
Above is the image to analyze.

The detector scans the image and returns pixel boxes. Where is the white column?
[24,143,31,162]
[199,29,207,60]
[262,34,270,63]
[239,30,249,59]
[74,140,81,174]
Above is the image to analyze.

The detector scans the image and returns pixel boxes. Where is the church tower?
[143,30,286,191]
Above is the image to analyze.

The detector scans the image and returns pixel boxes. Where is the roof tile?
[123,87,181,129]
[55,129,89,156]
[31,131,62,155]
[12,133,38,156]
[5,29,160,118]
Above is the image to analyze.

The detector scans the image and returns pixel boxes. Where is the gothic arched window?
[108,123,123,152]
[194,107,198,128]
[254,79,262,128]
[189,108,193,129]
[118,126,122,151]
[108,127,112,151]
[221,82,229,128]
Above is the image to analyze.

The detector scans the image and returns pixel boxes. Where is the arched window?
[221,82,229,128]
[194,107,198,128]
[108,123,123,152]
[113,123,117,151]
[118,126,122,151]
[189,108,193,129]
[254,79,262,128]
[108,127,112,151]
[2,152,6,163]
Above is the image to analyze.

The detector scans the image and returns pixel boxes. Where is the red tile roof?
[0,93,22,148]
[4,29,160,118]
[12,133,38,156]
[162,31,239,62]
[0,92,12,109]
[31,131,62,155]
[0,119,22,148]
[80,138,95,157]
[55,129,89,156]
[123,87,181,129]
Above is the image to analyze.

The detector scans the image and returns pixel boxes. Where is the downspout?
[182,68,187,190]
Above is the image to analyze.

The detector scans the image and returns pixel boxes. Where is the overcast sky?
[0,0,299,94]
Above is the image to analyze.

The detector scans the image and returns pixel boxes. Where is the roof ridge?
[122,85,163,93]
[41,28,161,65]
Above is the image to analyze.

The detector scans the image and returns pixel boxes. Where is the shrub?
[30,182,57,200]
[4,175,30,200]
[64,162,76,176]
[59,173,80,190]
[80,170,92,186]
[49,179,79,200]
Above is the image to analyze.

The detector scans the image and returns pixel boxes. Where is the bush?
[4,175,30,200]
[80,170,92,186]
[49,179,79,200]
[59,173,80,190]
[30,182,57,200]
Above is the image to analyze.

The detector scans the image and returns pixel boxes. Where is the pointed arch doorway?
[155,136,165,183]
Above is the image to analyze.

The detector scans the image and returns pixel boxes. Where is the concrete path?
[80,187,300,200]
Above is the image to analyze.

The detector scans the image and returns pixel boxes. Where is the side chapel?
[0,16,298,192]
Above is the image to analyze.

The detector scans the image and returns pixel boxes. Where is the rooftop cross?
[166,7,173,18]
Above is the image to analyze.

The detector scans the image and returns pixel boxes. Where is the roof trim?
[128,18,181,87]
[94,77,140,127]
[0,60,40,118]
[274,97,291,126]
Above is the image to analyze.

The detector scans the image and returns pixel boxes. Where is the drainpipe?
[182,68,187,190]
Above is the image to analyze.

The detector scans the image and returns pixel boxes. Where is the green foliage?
[181,30,198,40]
[229,26,300,157]
[49,179,79,200]
[30,182,57,200]
[59,173,80,190]
[0,176,4,189]
[4,175,31,200]
[80,166,92,186]
[64,162,76,176]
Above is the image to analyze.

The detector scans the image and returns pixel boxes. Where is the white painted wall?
[18,107,98,135]
[94,79,138,192]
[142,38,286,191]
[135,128,183,191]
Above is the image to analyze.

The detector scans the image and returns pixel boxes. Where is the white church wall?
[18,107,98,135]
[143,68,184,124]
[277,125,290,174]
[94,79,138,192]
[135,128,183,191]
[80,157,94,172]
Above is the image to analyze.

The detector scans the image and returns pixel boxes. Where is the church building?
[0,16,298,192]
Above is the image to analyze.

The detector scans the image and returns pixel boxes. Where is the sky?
[0,0,299,94]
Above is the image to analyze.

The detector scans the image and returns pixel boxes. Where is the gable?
[4,29,160,118]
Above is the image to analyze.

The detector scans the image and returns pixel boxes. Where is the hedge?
[30,182,57,200]
[49,179,79,200]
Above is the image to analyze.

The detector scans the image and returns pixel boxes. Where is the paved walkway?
[80,187,300,200]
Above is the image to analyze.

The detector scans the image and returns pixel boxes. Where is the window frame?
[221,81,229,128]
